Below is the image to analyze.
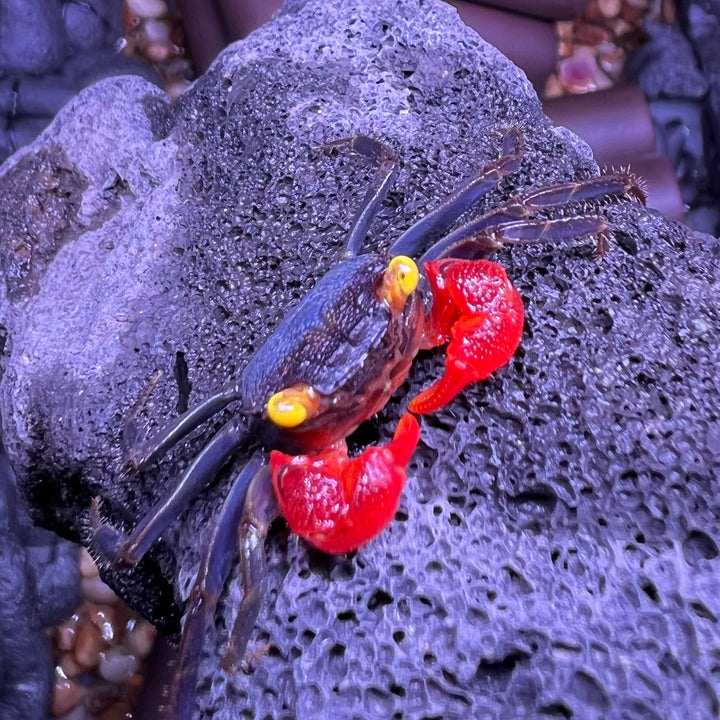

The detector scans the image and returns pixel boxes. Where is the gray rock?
[0,441,81,720]
[62,0,123,53]
[628,21,710,99]
[0,0,65,74]
[1,0,719,719]
[0,0,155,164]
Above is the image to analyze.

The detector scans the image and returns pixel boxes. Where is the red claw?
[408,258,524,415]
[270,413,420,554]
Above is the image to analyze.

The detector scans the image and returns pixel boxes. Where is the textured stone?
[628,21,710,99]
[0,0,65,74]
[1,0,719,719]
[0,0,155,164]
[0,443,81,720]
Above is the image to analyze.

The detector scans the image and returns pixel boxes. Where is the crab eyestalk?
[266,384,320,428]
[380,255,419,312]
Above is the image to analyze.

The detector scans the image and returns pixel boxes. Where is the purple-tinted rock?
[0,0,155,164]
[628,21,709,99]
[62,0,123,53]
[1,1,719,719]
[0,0,65,74]
[0,442,81,720]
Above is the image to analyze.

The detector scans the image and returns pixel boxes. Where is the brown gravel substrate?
[545,0,676,97]
[50,549,157,720]
[122,0,194,99]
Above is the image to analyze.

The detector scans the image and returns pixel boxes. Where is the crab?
[91,127,645,719]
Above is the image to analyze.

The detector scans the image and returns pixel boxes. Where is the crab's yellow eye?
[266,385,320,428]
[383,255,419,311]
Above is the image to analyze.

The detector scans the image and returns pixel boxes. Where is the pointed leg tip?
[88,499,138,568]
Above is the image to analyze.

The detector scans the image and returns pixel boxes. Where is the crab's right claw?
[270,413,420,554]
[408,258,524,414]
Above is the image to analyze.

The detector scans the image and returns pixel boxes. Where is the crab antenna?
[390,127,524,258]
[341,136,399,257]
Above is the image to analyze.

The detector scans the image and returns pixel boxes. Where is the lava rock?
[1,0,719,719]
[0,441,81,720]
[0,0,157,164]
[628,21,710,99]
[626,4,720,235]
[0,0,66,74]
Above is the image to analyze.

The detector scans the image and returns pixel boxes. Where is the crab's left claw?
[270,413,420,554]
[408,258,524,415]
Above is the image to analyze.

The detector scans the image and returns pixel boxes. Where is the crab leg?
[518,171,647,208]
[171,453,266,720]
[390,127,524,257]
[128,384,243,470]
[269,413,420,554]
[93,417,250,566]
[324,135,400,256]
[222,465,279,672]
[408,259,524,415]
[421,213,612,262]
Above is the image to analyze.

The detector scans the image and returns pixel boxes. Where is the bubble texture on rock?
[0,1,719,719]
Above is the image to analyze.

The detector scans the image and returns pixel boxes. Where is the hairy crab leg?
[421,213,612,263]
[222,465,280,672]
[420,171,646,262]
[407,168,647,414]
[389,127,524,258]
[323,135,400,257]
[408,260,524,415]
[93,417,250,566]
[168,453,266,720]
[517,171,647,208]
[269,414,420,554]
[127,384,243,471]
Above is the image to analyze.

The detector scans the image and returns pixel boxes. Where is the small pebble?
[167,79,192,100]
[99,647,140,684]
[598,0,622,17]
[81,575,120,604]
[59,652,85,678]
[126,619,157,659]
[74,620,105,669]
[56,614,80,652]
[145,41,172,63]
[52,673,86,716]
[79,548,99,578]
[88,604,117,642]
[559,46,601,93]
[127,0,166,19]
[144,18,171,43]
[575,21,612,46]
[598,45,626,77]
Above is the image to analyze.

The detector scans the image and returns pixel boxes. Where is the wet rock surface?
[1,0,719,718]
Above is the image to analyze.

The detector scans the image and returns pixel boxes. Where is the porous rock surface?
[1,0,719,718]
